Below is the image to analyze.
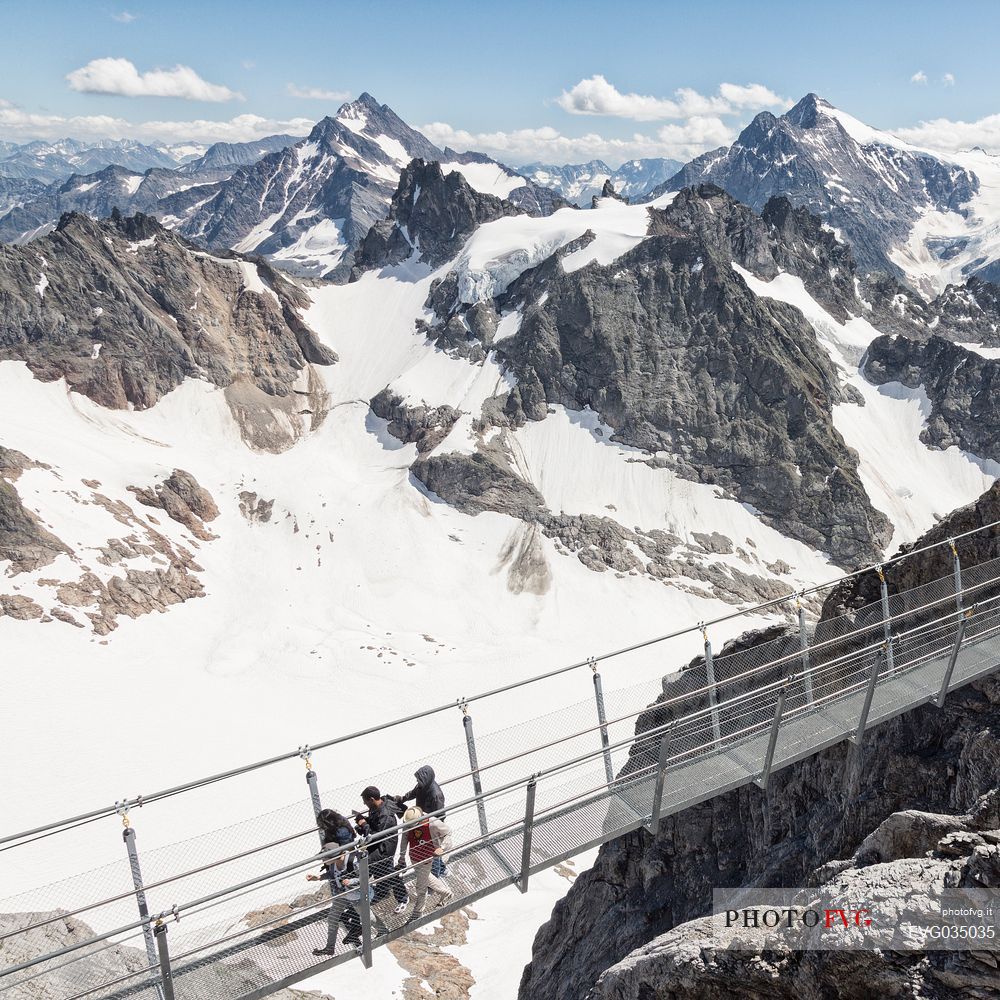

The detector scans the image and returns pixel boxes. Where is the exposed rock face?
[649,94,979,279]
[493,185,892,566]
[353,159,523,272]
[0,447,69,574]
[129,469,220,541]
[413,449,798,606]
[863,334,1000,462]
[518,490,1000,1000]
[589,794,1000,999]
[370,388,461,454]
[823,481,1000,620]
[0,210,335,449]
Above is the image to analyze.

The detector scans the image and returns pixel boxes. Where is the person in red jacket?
[400,806,453,918]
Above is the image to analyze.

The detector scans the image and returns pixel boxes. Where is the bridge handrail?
[3,517,997,855]
[5,576,998,961]
[6,585,999,984]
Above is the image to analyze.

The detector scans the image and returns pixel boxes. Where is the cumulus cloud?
[0,102,313,144]
[286,83,350,101]
[111,10,137,22]
[893,113,1000,154]
[66,57,243,102]
[555,74,791,121]
[943,72,956,86]
[420,117,734,166]
[911,70,928,84]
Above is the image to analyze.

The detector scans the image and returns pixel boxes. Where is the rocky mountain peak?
[353,157,523,272]
[782,91,832,128]
[652,94,979,278]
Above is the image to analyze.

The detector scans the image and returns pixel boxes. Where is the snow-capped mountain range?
[521,157,683,205]
[0,136,203,183]
[3,88,1000,998]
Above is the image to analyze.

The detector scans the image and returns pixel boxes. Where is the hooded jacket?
[402,765,445,817]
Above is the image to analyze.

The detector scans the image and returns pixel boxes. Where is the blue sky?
[2,0,998,164]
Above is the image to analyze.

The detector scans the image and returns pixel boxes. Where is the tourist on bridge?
[307,845,371,955]
[354,785,409,913]
[316,808,355,847]
[399,806,453,918]
[400,764,449,876]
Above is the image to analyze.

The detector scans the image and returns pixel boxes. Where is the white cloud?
[420,117,734,166]
[911,70,928,84]
[555,74,791,121]
[286,83,350,101]
[0,103,313,144]
[943,72,956,86]
[66,57,243,102]
[111,10,137,22]
[893,112,1000,154]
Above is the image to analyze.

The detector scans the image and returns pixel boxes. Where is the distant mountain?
[521,158,683,206]
[177,93,563,278]
[0,136,299,244]
[647,94,979,283]
[179,135,298,175]
[0,138,188,184]
[0,176,46,217]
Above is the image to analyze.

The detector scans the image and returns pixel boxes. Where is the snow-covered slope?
[3,181,999,999]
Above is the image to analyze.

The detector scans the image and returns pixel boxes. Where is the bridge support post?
[935,612,970,708]
[357,850,374,969]
[300,748,325,848]
[646,725,674,833]
[518,776,537,894]
[118,810,161,996]
[951,539,963,612]
[153,920,176,1000]
[878,568,895,674]
[797,600,814,704]
[591,661,615,786]
[702,629,722,745]
[849,643,886,748]
[755,681,790,790]
[461,706,490,840]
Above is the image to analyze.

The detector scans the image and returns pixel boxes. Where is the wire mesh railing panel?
[5,536,1000,1000]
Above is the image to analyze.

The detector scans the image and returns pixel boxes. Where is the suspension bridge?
[2,523,1000,1000]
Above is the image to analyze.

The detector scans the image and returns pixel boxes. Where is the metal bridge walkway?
[2,524,1000,1000]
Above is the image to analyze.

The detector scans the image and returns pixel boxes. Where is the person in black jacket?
[354,786,408,912]
[400,765,445,816]
[400,765,448,876]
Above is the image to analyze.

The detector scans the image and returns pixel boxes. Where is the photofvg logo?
[724,904,872,931]
[712,888,999,952]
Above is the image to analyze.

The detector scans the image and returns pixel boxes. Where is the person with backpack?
[307,843,371,954]
[354,785,408,913]
[398,806,453,919]
[399,765,449,876]
[316,808,354,848]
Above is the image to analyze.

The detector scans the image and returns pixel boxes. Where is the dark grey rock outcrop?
[370,387,460,454]
[863,334,1000,461]
[0,211,334,421]
[492,186,892,566]
[353,159,523,272]
[0,447,70,574]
